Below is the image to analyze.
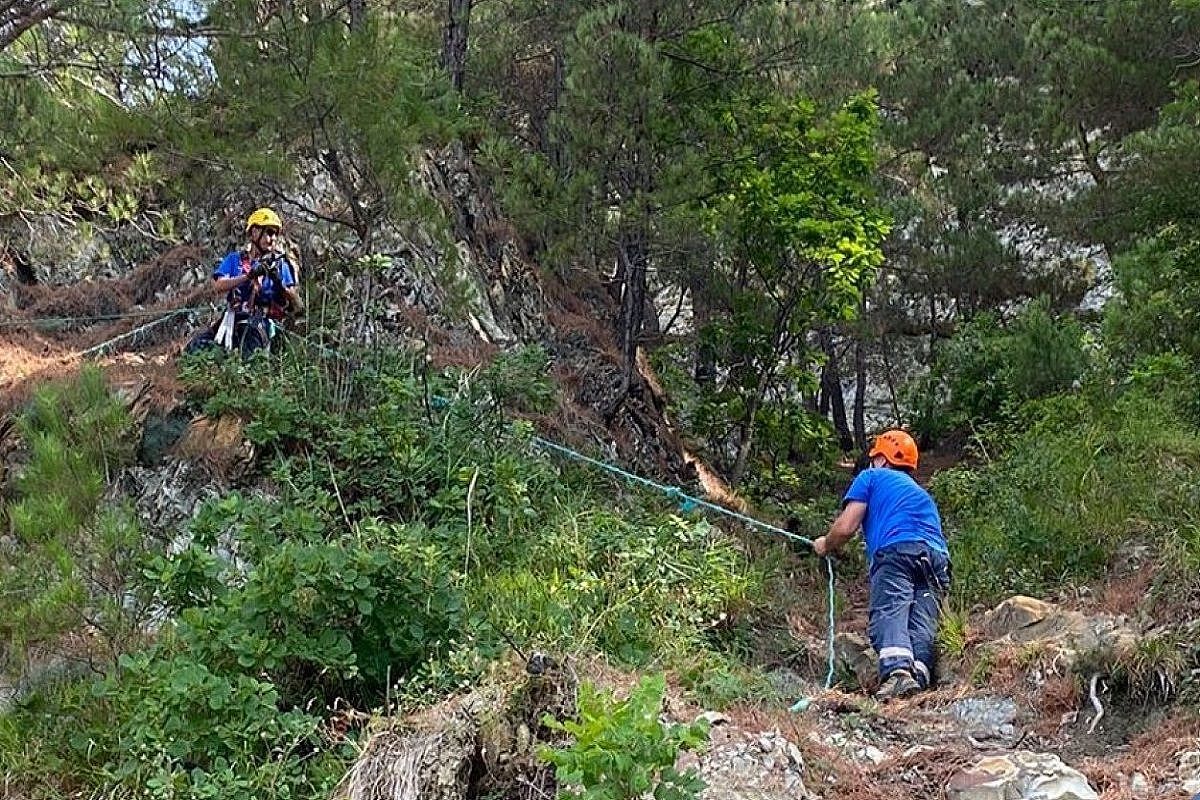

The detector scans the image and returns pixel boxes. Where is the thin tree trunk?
[348,0,366,30]
[617,227,648,389]
[927,292,938,362]
[1077,123,1115,261]
[320,148,371,247]
[692,284,716,387]
[853,334,867,450]
[819,329,853,451]
[730,372,770,488]
[0,0,75,53]
[544,47,566,168]
[441,0,472,91]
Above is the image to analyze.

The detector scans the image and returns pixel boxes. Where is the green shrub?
[473,513,763,664]
[96,652,344,800]
[933,386,1200,601]
[2,348,774,797]
[1104,228,1200,369]
[913,298,1089,443]
[481,344,558,413]
[0,367,150,674]
[540,674,708,800]
[647,342,841,503]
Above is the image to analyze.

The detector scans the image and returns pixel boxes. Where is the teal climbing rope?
[529,435,838,693]
[262,334,842,694]
[0,305,209,328]
[530,436,813,545]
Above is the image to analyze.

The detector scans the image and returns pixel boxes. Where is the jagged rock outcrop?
[949,697,1018,744]
[834,631,878,689]
[947,751,1098,800]
[1178,750,1200,795]
[982,595,1139,666]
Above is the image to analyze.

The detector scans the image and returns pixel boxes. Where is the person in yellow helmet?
[186,207,304,357]
[813,430,950,701]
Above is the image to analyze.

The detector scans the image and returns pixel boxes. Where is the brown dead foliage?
[173,415,252,479]
[127,244,207,303]
[1082,710,1200,798]
[8,244,203,321]
[1041,671,1083,717]
[546,307,616,351]
[866,743,975,799]
[539,264,610,321]
[426,332,500,370]
[392,303,449,347]
[1098,565,1157,617]
[11,276,131,325]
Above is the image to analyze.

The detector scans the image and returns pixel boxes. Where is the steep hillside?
[3,141,1199,797]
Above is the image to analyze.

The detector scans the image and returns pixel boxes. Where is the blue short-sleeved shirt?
[843,467,948,564]
[213,250,297,314]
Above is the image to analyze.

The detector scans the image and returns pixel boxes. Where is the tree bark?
[617,227,648,389]
[819,329,853,451]
[692,283,716,388]
[1077,123,1115,261]
[730,373,769,489]
[0,0,76,52]
[853,335,867,450]
[348,0,367,30]
[441,0,472,92]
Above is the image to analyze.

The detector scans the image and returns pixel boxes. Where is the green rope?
[528,435,837,693]
[0,305,210,328]
[264,334,842,694]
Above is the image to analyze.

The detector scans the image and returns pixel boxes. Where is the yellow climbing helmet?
[245,207,282,232]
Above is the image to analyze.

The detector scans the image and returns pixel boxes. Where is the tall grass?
[932,386,1200,602]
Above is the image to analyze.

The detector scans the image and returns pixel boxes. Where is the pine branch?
[0,0,76,52]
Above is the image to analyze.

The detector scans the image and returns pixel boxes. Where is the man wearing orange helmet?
[186,207,303,358]
[813,429,950,700]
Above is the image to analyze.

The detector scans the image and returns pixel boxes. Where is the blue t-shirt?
[843,467,947,564]
[213,250,297,313]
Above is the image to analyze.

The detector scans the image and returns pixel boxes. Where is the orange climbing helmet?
[869,429,919,470]
[245,207,282,232]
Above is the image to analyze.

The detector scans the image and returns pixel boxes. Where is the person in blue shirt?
[185,207,303,358]
[813,429,950,700]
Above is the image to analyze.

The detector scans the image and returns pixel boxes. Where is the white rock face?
[946,751,1098,800]
[1178,750,1200,794]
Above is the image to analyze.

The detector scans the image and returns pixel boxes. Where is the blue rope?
[529,435,838,692]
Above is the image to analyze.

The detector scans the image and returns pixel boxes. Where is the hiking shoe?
[875,669,920,701]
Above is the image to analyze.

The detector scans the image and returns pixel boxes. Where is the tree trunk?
[1077,123,1115,261]
[853,335,867,450]
[348,0,367,30]
[543,47,566,169]
[441,0,472,92]
[819,329,853,451]
[730,374,769,489]
[617,227,648,389]
[692,285,716,388]
[320,148,371,247]
[0,1,76,53]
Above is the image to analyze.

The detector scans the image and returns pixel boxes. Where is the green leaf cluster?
[540,674,708,800]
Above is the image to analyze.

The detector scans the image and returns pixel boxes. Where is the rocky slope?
[2,146,1196,800]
